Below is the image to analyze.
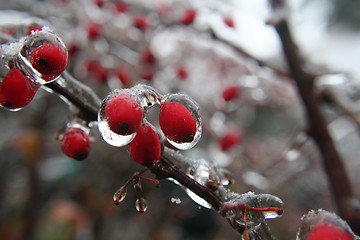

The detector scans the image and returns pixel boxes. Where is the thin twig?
[271,13,360,233]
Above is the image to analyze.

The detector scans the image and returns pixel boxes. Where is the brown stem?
[274,19,359,233]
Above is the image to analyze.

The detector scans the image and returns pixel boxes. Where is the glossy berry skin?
[219,131,242,151]
[61,128,91,161]
[180,8,197,25]
[29,43,68,82]
[159,101,196,143]
[307,221,354,240]
[128,125,162,166]
[0,68,38,110]
[105,93,143,136]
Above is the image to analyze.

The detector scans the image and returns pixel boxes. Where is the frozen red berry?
[0,68,38,110]
[159,101,197,143]
[180,8,197,25]
[105,92,143,135]
[307,221,354,240]
[134,15,149,31]
[219,130,242,151]
[61,128,91,161]
[29,43,68,82]
[128,125,162,166]
[222,85,239,102]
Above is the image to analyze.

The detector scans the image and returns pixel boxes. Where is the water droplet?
[185,189,212,209]
[135,197,148,213]
[255,194,284,219]
[15,28,68,84]
[160,93,202,150]
[170,197,182,204]
[131,84,162,109]
[113,186,127,205]
[217,168,235,186]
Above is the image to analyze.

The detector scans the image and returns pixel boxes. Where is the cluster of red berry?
[0,27,68,110]
[98,84,201,166]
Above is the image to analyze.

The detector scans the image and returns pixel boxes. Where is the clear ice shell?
[184,160,212,209]
[160,93,202,150]
[130,84,162,109]
[222,192,284,227]
[15,27,68,85]
[135,198,148,213]
[98,85,162,147]
[296,209,358,240]
[98,88,138,147]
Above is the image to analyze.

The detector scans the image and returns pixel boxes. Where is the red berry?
[224,16,235,28]
[0,68,38,110]
[85,60,108,83]
[105,92,143,135]
[180,8,197,25]
[134,15,149,31]
[115,2,129,13]
[29,43,68,82]
[140,68,155,82]
[116,67,132,86]
[141,47,157,65]
[86,22,102,40]
[219,130,242,151]
[94,0,104,8]
[307,221,354,240]
[176,64,188,80]
[159,101,196,143]
[61,128,91,161]
[222,85,239,102]
[128,125,162,166]
[27,25,43,35]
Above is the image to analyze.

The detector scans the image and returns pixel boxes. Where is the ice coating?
[113,186,127,205]
[160,93,202,150]
[15,27,68,84]
[98,88,141,147]
[135,197,148,213]
[296,209,358,240]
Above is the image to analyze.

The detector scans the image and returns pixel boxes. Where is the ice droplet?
[135,198,148,213]
[170,197,182,204]
[160,93,202,150]
[131,84,162,109]
[184,161,212,209]
[113,186,127,205]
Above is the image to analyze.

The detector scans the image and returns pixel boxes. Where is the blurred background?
[1,0,360,239]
